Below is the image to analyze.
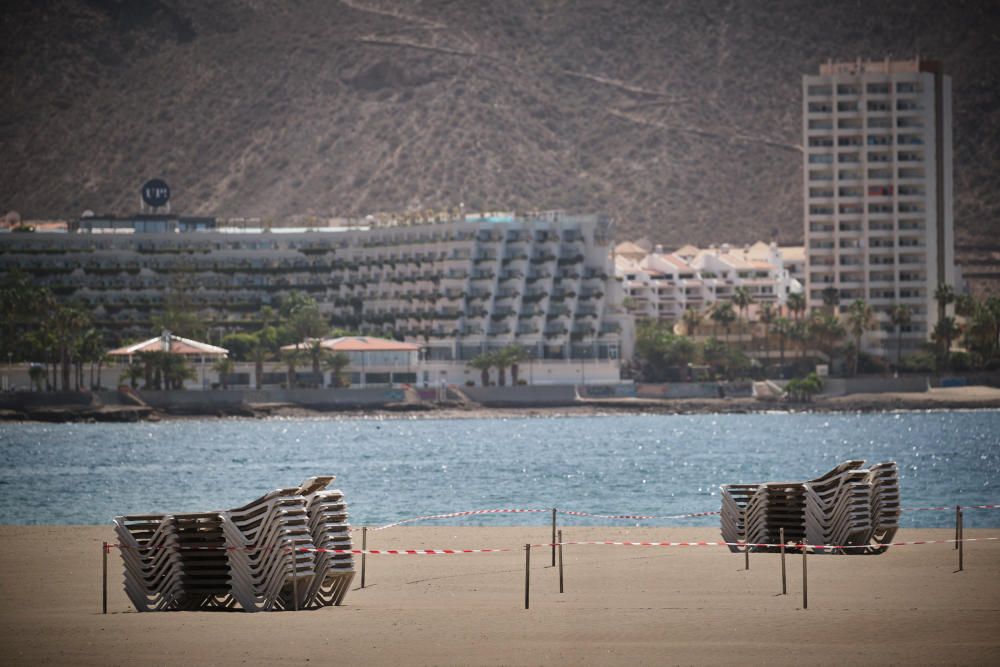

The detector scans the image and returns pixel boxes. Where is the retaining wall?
[635,383,723,399]
[136,387,407,411]
[0,391,96,409]
[462,385,578,406]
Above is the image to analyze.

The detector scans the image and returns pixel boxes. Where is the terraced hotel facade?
[0,211,631,381]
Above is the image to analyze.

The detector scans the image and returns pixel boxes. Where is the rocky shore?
[3,386,997,423]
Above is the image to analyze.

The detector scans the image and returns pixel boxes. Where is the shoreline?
[2,525,997,665]
[2,385,1000,422]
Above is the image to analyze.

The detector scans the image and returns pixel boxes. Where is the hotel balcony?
[530,252,557,264]
[470,270,495,281]
[526,271,551,283]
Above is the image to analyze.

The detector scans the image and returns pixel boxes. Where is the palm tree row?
[466,345,531,386]
[2,270,114,390]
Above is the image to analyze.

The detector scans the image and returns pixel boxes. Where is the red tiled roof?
[108,333,228,357]
[282,336,421,352]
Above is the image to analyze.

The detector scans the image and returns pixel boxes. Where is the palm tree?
[213,357,235,389]
[167,355,196,389]
[934,283,955,321]
[308,339,325,387]
[787,292,807,321]
[258,305,278,328]
[808,312,845,367]
[821,286,840,315]
[251,335,267,389]
[78,328,107,390]
[28,365,46,392]
[711,302,736,339]
[467,352,494,386]
[932,316,961,370]
[845,299,877,376]
[682,308,703,337]
[282,348,304,388]
[961,296,1000,366]
[50,305,90,391]
[955,294,976,320]
[771,317,792,370]
[121,361,145,389]
[890,305,912,370]
[732,287,754,341]
[789,320,809,361]
[323,351,351,388]
[758,303,775,364]
[502,345,530,385]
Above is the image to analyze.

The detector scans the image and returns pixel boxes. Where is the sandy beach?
[1,525,997,665]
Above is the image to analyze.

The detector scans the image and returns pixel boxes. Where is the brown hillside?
[2,0,999,260]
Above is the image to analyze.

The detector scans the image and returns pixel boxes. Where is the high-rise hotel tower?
[803,58,954,355]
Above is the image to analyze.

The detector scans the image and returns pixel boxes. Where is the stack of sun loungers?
[113,476,355,611]
[720,460,900,554]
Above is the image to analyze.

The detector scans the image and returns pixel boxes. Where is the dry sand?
[1,525,998,665]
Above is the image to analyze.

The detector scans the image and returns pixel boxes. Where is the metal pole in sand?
[291,545,299,612]
[955,505,960,550]
[780,527,787,595]
[558,529,564,594]
[551,508,557,567]
[958,508,964,572]
[102,541,108,615]
[525,543,531,610]
[361,526,368,588]
[801,540,808,609]
[745,541,750,570]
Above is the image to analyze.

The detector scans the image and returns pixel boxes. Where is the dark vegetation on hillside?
[2,0,999,281]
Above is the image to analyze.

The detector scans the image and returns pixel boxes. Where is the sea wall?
[0,391,95,409]
[461,385,578,406]
[821,376,930,396]
[136,387,407,413]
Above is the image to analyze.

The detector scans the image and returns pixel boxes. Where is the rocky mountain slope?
[2,0,999,257]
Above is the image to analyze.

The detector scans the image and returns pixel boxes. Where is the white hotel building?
[0,211,630,384]
[803,57,955,354]
[615,241,802,323]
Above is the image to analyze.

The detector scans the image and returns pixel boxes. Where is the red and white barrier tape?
[371,508,549,531]
[559,509,721,520]
[111,536,998,555]
[532,537,1000,551]
[304,547,511,555]
[902,504,999,512]
[358,503,998,531]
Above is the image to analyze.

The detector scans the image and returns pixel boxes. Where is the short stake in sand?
[955,505,961,550]
[745,541,750,570]
[102,541,108,615]
[958,508,964,572]
[558,530,564,594]
[361,526,367,589]
[780,527,787,595]
[551,508,557,567]
[525,543,531,610]
[291,545,299,611]
[802,541,808,610]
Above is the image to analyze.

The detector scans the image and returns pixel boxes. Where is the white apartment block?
[0,211,631,375]
[615,241,802,323]
[803,57,955,354]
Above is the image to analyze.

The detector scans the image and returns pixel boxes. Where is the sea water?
[0,411,997,527]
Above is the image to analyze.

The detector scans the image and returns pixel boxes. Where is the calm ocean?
[1,411,997,527]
